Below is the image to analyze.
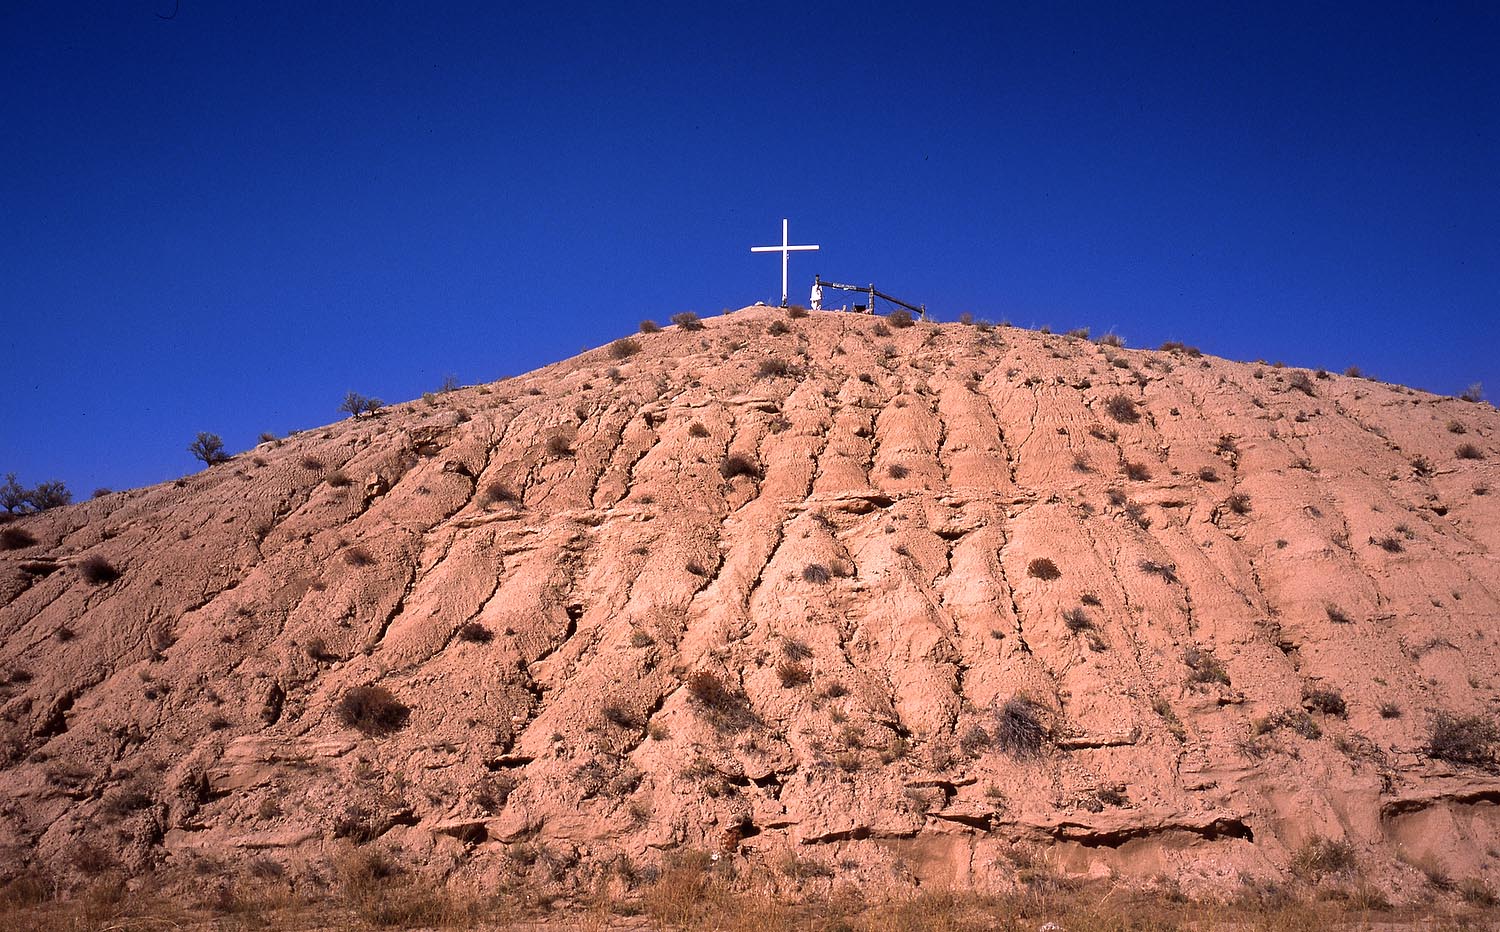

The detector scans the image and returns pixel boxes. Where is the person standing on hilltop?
[810,278,823,311]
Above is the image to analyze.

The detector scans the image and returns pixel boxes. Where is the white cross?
[751,218,818,307]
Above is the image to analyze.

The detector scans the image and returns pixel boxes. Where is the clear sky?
[2,1,1496,496]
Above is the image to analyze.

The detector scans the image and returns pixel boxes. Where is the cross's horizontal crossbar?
[751,245,819,252]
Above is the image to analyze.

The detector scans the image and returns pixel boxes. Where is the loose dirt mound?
[2,307,1498,908]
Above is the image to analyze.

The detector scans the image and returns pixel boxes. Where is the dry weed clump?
[609,337,641,359]
[1427,711,1499,767]
[336,685,410,736]
[995,696,1047,758]
[671,311,704,331]
[720,454,762,480]
[639,319,662,333]
[0,526,37,550]
[78,555,120,585]
[1027,557,1061,581]
[1104,393,1140,423]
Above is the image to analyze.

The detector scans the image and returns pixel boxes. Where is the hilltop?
[1,305,1498,926]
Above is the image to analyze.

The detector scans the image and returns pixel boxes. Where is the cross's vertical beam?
[751,219,819,306]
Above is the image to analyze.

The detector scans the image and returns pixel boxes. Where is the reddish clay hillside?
[2,306,1498,911]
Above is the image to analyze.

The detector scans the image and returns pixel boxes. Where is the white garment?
[810,283,823,311]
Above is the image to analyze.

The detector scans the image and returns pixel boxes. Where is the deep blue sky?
[2,2,1496,496]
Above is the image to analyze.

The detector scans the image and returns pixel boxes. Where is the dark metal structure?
[813,275,927,319]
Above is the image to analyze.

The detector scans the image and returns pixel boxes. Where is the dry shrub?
[639,319,662,333]
[337,685,410,736]
[685,672,755,731]
[1124,461,1151,481]
[887,463,909,479]
[775,662,810,688]
[1302,686,1347,718]
[886,308,914,328]
[1185,646,1230,685]
[670,311,704,331]
[766,320,790,336]
[456,622,493,643]
[482,481,519,507]
[1457,443,1484,460]
[719,454,761,480]
[545,434,574,457]
[1104,393,1140,423]
[343,546,375,567]
[1427,711,1499,767]
[687,421,710,438]
[786,305,809,319]
[1062,607,1093,632]
[78,555,120,585]
[1026,557,1061,581]
[0,527,37,550]
[801,563,831,584]
[1290,836,1356,880]
[1138,559,1178,583]
[1198,465,1220,482]
[995,696,1047,758]
[757,357,792,378]
[325,470,351,488]
[1225,492,1252,515]
[609,337,641,359]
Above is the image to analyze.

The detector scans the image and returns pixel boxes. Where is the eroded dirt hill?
[2,306,1498,903]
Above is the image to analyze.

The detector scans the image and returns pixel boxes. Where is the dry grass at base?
[6,872,1498,931]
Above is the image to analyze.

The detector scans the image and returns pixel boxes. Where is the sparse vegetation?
[1062,607,1094,633]
[1411,454,1434,477]
[776,661,811,688]
[756,357,792,378]
[482,481,519,507]
[1302,686,1348,718]
[1124,461,1151,481]
[670,311,704,331]
[1138,559,1178,583]
[546,434,574,457]
[1225,492,1252,515]
[1460,382,1485,403]
[0,527,37,550]
[1457,442,1484,460]
[1184,646,1229,686]
[336,685,410,736]
[343,546,375,567]
[457,622,493,643]
[78,554,120,585]
[887,463,909,479]
[995,696,1047,758]
[1325,604,1352,624]
[801,563,831,584]
[1027,557,1061,580]
[719,453,761,480]
[1198,465,1220,482]
[1426,711,1499,767]
[886,308,914,328]
[187,432,231,466]
[684,671,755,731]
[1379,701,1402,719]
[325,470,352,487]
[338,391,383,418]
[639,319,662,333]
[609,337,641,359]
[1290,836,1357,880]
[1104,393,1140,423]
[1288,371,1316,396]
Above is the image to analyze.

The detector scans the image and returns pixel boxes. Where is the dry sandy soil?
[1,305,1498,927]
